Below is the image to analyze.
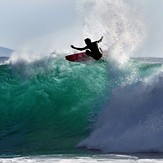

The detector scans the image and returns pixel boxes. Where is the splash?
[9,0,147,63]
[77,0,146,60]
[78,60,163,153]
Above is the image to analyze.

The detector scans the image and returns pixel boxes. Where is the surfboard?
[65,52,90,62]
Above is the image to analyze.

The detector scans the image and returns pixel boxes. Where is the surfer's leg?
[86,50,91,56]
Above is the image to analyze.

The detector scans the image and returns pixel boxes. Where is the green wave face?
[0,58,109,154]
[1,56,162,154]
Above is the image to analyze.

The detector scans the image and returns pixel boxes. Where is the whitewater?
[1,0,163,162]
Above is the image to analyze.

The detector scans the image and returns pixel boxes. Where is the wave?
[78,59,163,153]
[0,56,109,154]
[1,54,163,154]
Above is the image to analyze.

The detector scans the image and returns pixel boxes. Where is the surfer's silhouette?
[71,36,103,60]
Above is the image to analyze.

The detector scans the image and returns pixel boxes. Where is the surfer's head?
[84,38,91,45]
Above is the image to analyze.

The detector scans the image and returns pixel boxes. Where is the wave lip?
[0,57,9,65]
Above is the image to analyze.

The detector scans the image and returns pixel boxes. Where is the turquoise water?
[0,56,163,155]
[0,57,109,154]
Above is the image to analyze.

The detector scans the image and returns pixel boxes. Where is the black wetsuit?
[85,41,102,60]
[71,37,103,60]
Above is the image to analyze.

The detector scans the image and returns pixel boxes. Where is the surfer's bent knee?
[86,50,91,56]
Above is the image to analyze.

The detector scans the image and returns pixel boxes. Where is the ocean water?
[0,56,109,155]
[1,0,163,162]
[0,56,163,162]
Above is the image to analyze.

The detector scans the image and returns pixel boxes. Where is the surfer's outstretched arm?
[96,36,103,43]
[71,45,87,51]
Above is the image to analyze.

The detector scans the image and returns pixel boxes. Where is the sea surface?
[0,56,163,162]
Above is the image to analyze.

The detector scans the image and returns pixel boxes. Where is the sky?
[136,0,163,57]
[0,0,79,50]
[0,0,163,57]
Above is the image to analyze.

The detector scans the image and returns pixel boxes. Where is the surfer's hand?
[97,36,103,43]
[100,36,103,42]
[71,45,75,49]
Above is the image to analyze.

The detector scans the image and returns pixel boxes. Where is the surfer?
[71,36,103,60]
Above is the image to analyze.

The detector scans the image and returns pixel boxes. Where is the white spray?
[77,0,146,61]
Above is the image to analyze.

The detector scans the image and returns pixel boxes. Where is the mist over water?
[10,0,145,57]
[1,0,163,58]
[78,0,146,57]
[7,0,163,59]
